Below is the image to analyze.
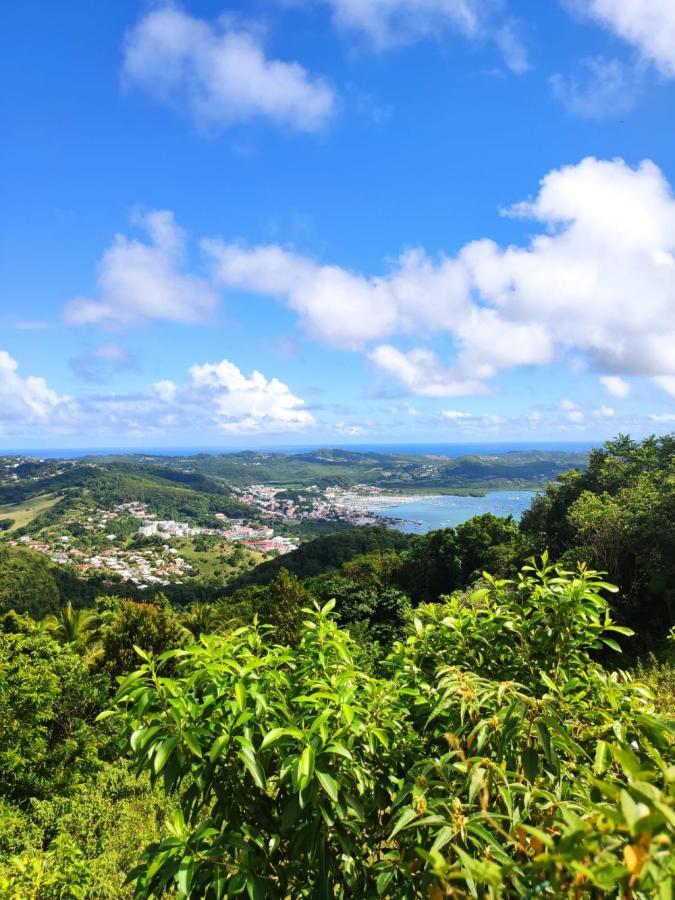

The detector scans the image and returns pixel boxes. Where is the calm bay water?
[379,490,537,534]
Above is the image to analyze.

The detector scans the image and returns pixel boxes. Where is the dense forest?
[0,435,673,897]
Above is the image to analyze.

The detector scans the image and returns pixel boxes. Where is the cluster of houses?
[13,533,192,586]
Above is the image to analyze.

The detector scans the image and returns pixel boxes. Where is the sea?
[377,490,538,534]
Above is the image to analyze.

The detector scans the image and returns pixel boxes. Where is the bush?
[106,558,674,898]
[0,616,107,804]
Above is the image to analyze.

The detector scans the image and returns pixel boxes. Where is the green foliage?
[44,601,101,660]
[101,599,187,676]
[635,629,675,718]
[0,763,172,899]
[229,526,412,589]
[398,514,524,605]
[0,834,97,899]
[261,568,307,646]
[0,546,60,619]
[107,560,674,898]
[521,434,675,644]
[0,615,108,804]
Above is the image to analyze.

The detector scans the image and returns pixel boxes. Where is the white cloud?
[317,0,528,72]
[649,413,675,423]
[442,408,472,420]
[551,57,641,120]
[123,5,335,132]
[493,21,530,74]
[180,157,675,399]
[184,359,315,433]
[0,351,78,429]
[560,398,578,411]
[334,421,366,435]
[66,210,218,327]
[575,0,675,77]
[153,380,177,403]
[567,410,585,424]
[654,376,675,398]
[594,405,615,417]
[321,0,483,47]
[205,241,470,350]
[601,375,631,398]
[368,345,487,397]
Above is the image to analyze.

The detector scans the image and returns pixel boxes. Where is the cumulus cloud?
[594,405,615,417]
[601,375,631,399]
[179,359,315,433]
[0,351,78,430]
[65,210,218,327]
[649,412,675,423]
[152,380,177,403]
[551,56,642,119]
[205,158,675,395]
[205,241,470,350]
[574,0,675,77]
[368,345,488,397]
[123,5,335,132]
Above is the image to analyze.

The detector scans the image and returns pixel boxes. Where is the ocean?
[379,490,538,534]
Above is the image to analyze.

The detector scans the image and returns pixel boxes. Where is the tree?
[263,569,307,647]
[0,546,60,619]
[44,601,101,658]
[520,433,675,645]
[101,600,187,677]
[179,602,231,638]
[0,613,107,804]
[106,561,674,898]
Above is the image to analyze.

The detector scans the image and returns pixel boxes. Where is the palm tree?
[179,603,234,638]
[44,601,101,659]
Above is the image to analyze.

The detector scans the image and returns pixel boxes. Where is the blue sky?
[2,0,675,448]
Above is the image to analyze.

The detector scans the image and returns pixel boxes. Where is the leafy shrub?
[0,547,60,618]
[0,615,107,803]
[101,599,187,676]
[106,559,674,898]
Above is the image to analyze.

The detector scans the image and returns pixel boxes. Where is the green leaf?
[316,770,340,803]
[298,744,315,789]
[237,748,266,790]
[431,825,455,852]
[389,807,417,840]
[600,636,622,652]
[209,733,229,764]
[376,870,394,895]
[469,766,485,803]
[594,739,611,775]
[153,736,179,775]
[261,727,303,749]
[324,742,353,761]
[182,729,202,758]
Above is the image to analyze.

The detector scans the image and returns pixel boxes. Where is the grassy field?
[172,537,267,581]
[0,492,61,533]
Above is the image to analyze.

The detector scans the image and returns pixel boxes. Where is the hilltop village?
[2,484,390,588]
